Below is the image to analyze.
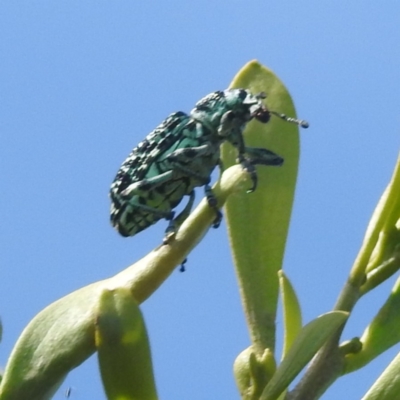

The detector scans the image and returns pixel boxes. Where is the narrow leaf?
[361,351,400,400]
[0,164,250,399]
[223,60,303,352]
[345,275,400,373]
[96,288,157,400]
[279,270,302,359]
[260,311,348,400]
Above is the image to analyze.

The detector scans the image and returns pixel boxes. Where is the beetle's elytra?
[110,89,308,241]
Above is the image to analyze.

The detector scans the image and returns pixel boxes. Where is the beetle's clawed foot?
[163,231,175,245]
[205,185,223,228]
[212,211,223,229]
[238,157,258,193]
[163,211,176,244]
[179,258,187,272]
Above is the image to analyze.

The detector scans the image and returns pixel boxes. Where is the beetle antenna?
[270,111,309,128]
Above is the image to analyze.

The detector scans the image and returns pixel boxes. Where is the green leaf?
[223,60,303,352]
[96,288,157,400]
[260,311,348,400]
[0,164,252,400]
[361,351,400,400]
[349,153,400,286]
[345,275,400,373]
[279,270,302,359]
[0,283,100,400]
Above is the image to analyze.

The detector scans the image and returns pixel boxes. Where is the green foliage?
[361,352,400,400]
[1,61,400,399]
[260,312,348,400]
[279,271,302,360]
[96,288,157,400]
[223,61,301,354]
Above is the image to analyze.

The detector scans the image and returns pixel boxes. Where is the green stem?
[289,155,400,399]
[351,154,400,281]
[112,165,252,304]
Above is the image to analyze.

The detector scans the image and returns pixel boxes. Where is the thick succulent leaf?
[345,275,400,373]
[260,311,348,400]
[350,153,400,286]
[223,60,302,351]
[96,288,157,400]
[279,270,302,359]
[361,351,400,400]
[0,164,251,399]
[0,282,101,400]
[365,153,400,274]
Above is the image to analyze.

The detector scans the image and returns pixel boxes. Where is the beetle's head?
[244,90,309,128]
[246,92,271,123]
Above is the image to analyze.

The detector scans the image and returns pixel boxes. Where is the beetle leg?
[218,110,243,137]
[166,145,224,228]
[220,114,260,192]
[166,143,216,164]
[170,163,210,184]
[168,161,222,228]
[236,148,284,193]
[122,201,172,218]
[244,147,284,167]
[120,170,174,197]
[163,211,176,244]
[167,145,223,227]
[167,153,223,228]
[163,191,196,244]
[221,111,283,193]
[174,190,196,227]
[204,184,222,228]
[162,144,216,185]
[237,155,258,193]
[179,258,187,272]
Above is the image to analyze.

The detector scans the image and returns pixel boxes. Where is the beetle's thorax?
[189,89,256,133]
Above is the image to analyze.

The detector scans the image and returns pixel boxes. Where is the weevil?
[110,89,308,242]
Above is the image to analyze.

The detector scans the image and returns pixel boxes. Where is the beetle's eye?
[254,110,271,123]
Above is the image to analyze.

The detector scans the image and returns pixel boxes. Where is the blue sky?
[1,2,400,399]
